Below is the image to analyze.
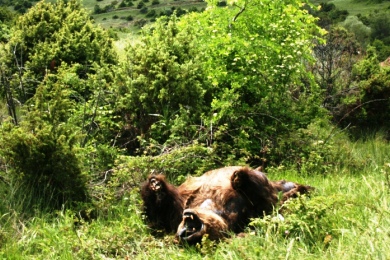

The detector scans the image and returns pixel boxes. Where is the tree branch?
[229,1,247,30]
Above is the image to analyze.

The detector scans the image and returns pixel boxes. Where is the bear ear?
[254,166,264,172]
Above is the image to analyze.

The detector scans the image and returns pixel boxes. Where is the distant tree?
[137,1,144,8]
[312,26,361,117]
[134,18,147,27]
[94,4,103,14]
[175,7,186,17]
[146,9,156,17]
[188,6,198,13]
[342,15,371,48]
[310,2,348,29]
[367,11,390,44]
[140,6,148,13]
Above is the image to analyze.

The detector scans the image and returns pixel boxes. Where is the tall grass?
[1,136,389,259]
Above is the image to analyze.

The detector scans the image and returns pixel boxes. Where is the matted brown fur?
[140,166,312,244]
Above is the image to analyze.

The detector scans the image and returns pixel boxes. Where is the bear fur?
[140,166,312,244]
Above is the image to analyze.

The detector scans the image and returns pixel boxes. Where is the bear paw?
[149,176,162,192]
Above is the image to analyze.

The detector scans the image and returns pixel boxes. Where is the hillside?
[313,0,390,15]
[2,0,389,33]
[90,0,390,33]
[75,0,207,33]
[85,0,390,35]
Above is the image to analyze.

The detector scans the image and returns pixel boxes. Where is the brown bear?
[141,166,312,244]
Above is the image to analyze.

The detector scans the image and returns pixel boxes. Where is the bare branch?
[229,1,247,30]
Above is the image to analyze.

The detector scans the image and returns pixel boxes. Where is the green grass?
[332,0,390,15]
[1,136,390,259]
[311,0,390,15]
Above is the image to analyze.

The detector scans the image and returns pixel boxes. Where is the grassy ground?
[1,136,389,259]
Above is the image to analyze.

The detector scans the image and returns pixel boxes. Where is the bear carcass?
[141,166,312,244]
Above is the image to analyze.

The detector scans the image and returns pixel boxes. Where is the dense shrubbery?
[338,48,390,135]
[0,0,119,215]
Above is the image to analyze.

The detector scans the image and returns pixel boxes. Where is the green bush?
[115,15,209,153]
[337,48,390,135]
[1,0,117,104]
[0,121,88,213]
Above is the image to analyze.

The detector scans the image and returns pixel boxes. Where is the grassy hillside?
[8,0,388,34]
[89,0,390,34]
[43,0,205,33]
[311,0,390,15]
[86,0,206,33]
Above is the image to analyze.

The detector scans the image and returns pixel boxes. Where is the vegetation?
[0,0,390,258]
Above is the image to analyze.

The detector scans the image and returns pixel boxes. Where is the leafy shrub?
[2,0,117,104]
[0,121,88,213]
[115,15,209,153]
[137,1,144,8]
[134,18,147,28]
[0,62,118,214]
[94,4,104,14]
[146,9,156,18]
[178,0,326,165]
[337,48,390,135]
[372,39,390,62]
